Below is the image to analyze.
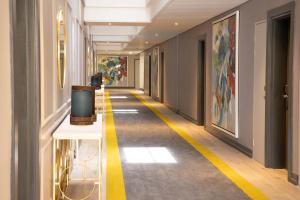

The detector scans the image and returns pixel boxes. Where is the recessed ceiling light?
[129,51,133,55]
[108,22,112,26]
[155,33,159,37]
[174,22,179,26]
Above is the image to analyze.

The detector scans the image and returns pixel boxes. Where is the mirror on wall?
[57,9,67,88]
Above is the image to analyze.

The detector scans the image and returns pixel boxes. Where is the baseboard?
[176,110,252,157]
[152,96,160,102]
[160,101,252,157]
[164,102,179,114]
[163,102,200,126]
[178,111,201,125]
[205,126,253,157]
[289,172,299,185]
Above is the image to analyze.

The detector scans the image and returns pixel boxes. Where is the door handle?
[283,94,288,99]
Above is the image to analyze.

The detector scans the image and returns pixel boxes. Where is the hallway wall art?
[98,55,128,87]
[211,11,239,137]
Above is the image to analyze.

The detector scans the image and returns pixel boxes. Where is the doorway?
[149,55,152,96]
[198,39,206,125]
[160,52,165,103]
[266,2,294,180]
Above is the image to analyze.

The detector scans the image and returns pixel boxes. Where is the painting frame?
[98,55,129,87]
[211,11,239,138]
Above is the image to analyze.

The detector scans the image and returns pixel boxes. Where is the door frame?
[197,35,207,126]
[265,2,296,184]
[160,51,165,103]
[10,0,41,199]
[134,58,140,89]
[148,55,152,96]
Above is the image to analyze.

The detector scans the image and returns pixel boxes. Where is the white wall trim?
[41,99,71,146]
[40,98,71,200]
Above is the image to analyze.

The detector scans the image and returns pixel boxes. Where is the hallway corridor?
[106,90,260,200]
[3,1,300,199]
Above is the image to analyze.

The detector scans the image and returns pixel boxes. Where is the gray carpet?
[110,91,249,200]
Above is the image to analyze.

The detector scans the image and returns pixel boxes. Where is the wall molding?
[41,99,71,149]
[40,99,71,200]
[41,99,70,127]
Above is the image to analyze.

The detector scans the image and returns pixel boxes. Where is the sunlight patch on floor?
[123,147,177,164]
[110,96,128,99]
[113,109,139,114]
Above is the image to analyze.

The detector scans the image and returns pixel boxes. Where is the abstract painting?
[212,11,239,137]
[98,56,128,87]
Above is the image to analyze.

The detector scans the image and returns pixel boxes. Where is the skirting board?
[289,173,299,185]
[152,96,160,102]
[157,98,252,157]
[205,126,253,157]
[164,102,179,114]
[176,109,252,157]
[178,111,201,125]
[164,102,201,125]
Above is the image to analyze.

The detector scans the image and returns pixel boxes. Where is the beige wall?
[139,53,145,89]
[160,37,179,109]
[40,0,86,199]
[144,0,300,180]
[128,55,139,87]
[0,0,12,199]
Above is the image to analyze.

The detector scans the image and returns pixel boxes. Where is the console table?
[52,114,103,200]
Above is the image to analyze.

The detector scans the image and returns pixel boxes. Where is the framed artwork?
[98,55,128,87]
[211,11,239,137]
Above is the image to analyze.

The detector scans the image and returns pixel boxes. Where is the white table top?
[53,114,103,140]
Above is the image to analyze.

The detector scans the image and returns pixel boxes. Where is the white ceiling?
[84,0,248,55]
[85,0,151,7]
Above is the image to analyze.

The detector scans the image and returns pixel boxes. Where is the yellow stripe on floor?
[105,91,126,200]
[131,92,269,200]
